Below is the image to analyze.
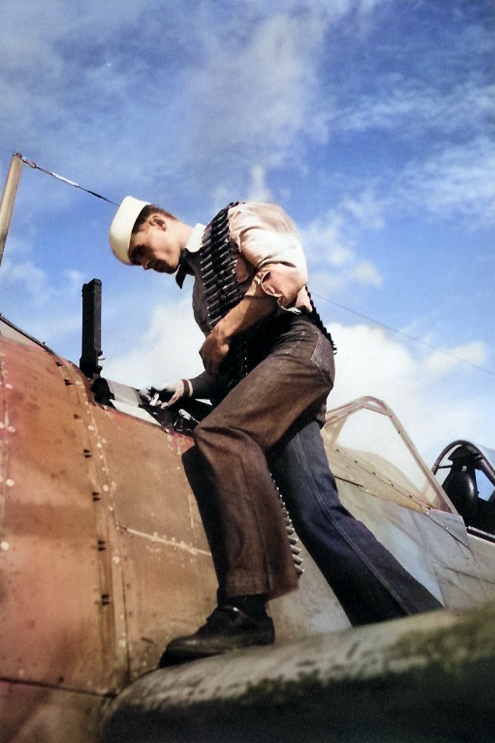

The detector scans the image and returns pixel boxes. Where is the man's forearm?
[215,294,277,341]
[199,295,277,374]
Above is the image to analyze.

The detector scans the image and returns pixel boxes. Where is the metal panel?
[119,533,217,679]
[0,682,105,743]
[0,338,122,693]
[92,405,208,543]
[89,404,218,680]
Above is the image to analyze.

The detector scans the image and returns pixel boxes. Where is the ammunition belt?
[198,202,250,395]
[200,202,242,330]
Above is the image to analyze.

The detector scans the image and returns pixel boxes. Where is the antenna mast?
[0,153,23,267]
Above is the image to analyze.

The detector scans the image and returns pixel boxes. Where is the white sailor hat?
[109,196,150,265]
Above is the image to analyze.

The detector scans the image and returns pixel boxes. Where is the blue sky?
[0,0,493,466]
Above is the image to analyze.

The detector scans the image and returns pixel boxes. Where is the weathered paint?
[0,329,347,743]
[101,601,495,742]
[0,335,218,740]
[2,324,495,743]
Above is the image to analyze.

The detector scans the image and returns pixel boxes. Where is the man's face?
[128,216,181,273]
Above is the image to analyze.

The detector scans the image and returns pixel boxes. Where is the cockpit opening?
[432,441,495,538]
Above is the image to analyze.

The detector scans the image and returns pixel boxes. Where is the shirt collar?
[175,223,206,288]
[185,223,206,254]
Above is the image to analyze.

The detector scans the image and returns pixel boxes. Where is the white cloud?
[326,81,494,140]
[350,261,382,286]
[0,250,86,350]
[395,136,495,225]
[2,0,492,230]
[302,213,353,267]
[301,194,384,290]
[64,269,87,295]
[0,0,389,203]
[327,321,494,466]
[423,341,487,377]
[182,12,322,174]
[0,257,48,305]
[246,166,274,203]
[338,193,385,231]
[103,298,205,389]
[329,323,417,405]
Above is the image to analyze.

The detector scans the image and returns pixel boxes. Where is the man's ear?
[150,214,167,230]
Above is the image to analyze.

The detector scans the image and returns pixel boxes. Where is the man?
[109,198,442,665]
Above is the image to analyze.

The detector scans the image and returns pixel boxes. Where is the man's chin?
[154,264,175,274]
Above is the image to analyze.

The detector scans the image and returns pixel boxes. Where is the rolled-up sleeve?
[228,202,308,308]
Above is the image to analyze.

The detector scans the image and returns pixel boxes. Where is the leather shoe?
[159,605,275,667]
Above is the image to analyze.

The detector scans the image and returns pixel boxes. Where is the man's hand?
[199,294,276,375]
[200,326,231,375]
[161,380,186,407]
[141,381,187,408]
